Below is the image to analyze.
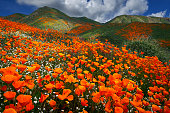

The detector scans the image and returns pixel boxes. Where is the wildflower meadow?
[0,18,170,113]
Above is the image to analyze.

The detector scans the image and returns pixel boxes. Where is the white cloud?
[16,0,149,23]
[148,10,167,17]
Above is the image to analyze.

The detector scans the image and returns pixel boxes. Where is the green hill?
[107,15,170,24]
[3,6,99,32]
[2,6,170,50]
[17,6,99,32]
[80,22,170,49]
[3,13,27,22]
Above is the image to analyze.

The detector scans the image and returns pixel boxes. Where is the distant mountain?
[108,15,170,24]
[3,6,170,32]
[3,13,27,22]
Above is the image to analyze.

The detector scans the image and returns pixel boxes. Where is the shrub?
[125,38,170,63]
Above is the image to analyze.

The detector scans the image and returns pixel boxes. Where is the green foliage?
[108,15,170,24]
[125,38,170,63]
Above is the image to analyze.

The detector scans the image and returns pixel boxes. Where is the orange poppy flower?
[78,73,84,79]
[148,91,154,96]
[112,94,120,101]
[163,91,169,95]
[78,85,86,93]
[122,79,129,87]
[135,94,143,100]
[58,89,72,101]
[26,101,34,111]
[12,80,25,90]
[81,98,88,106]
[49,100,56,107]
[16,94,32,106]
[105,101,112,113]
[165,100,170,107]
[52,73,58,78]
[136,107,145,113]
[115,107,123,113]
[77,68,82,74]
[58,53,64,57]
[121,97,129,105]
[1,85,7,91]
[67,95,74,101]
[152,104,160,111]
[1,75,17,84]
[69,75,78,83]
[142,100,149,106]
[90,67,96,72]
[98,75,106,82]
[1,50,7,56]
[49,58,55,62]
[89,83,95,90]
[75,88,81,96]
[130,100,142,107]
[31,63,41,70]
[12,59,20,64]
[45,83,54,90]
[17,64,27,72]
[55,82,62,89]
[80,109,88,113]
[39,93,49,103]
[3,91,16,100]
[127,83,135,91]
[53,68,63,74]
[83,70,89,75]
[58,94,67,100]
[27,66,36,73]
[25,75,32,80]
[3,108,17,113]
[164,106,170,113]
[26,81,35,89]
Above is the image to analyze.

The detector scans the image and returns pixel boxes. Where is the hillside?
[2,6,99,32]
[80,22,170,49]
[3,7,170,33]
[16,6,99,32]
[2,6,170,50]
[108,15,170,24]
[3,13,27,22]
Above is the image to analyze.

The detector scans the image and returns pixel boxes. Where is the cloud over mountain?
[17,0,149,23]
[148,10,167,17]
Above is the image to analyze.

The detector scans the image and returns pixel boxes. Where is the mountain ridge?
[2,6,170,26]
[3,13,27,22]
[3,6,100,32]
[107,15,170,24]
[1,6,170,40]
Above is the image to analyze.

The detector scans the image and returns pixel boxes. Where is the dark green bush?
[124,38,170,63]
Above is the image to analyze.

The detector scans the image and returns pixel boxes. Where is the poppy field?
[0,17,170,113]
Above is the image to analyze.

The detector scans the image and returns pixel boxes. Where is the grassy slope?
[80,22,170,49]
[79,23,127,46]
[79,15,170,48]
[3,6,99,32]
[108,15,170,24]
[17,6,99,32]
[3,13,27,22]
[2,7,170,49]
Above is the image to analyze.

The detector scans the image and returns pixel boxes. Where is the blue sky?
[0,0,169,23]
